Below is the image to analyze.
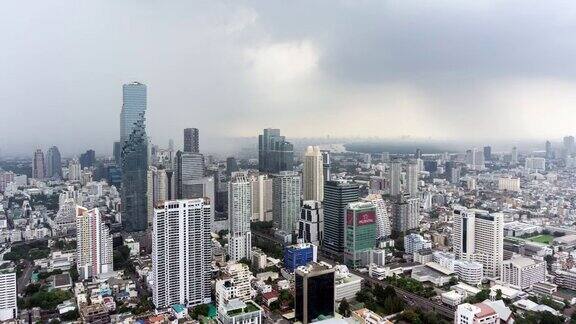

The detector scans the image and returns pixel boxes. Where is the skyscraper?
[76,206,113,280]
[407,161,418,197]
[272,171,301,234]
[32,149,46,179]
[299,200,323,246]
[392,194,420,233]
[388,160,401,196]
[303,146,324,201]
[295,263,335,324]
[120,82,147,143]
[258,128,294,174]
[176,151,205,199]
[113,141,122,166]
[363,194,391,239]
[251,174,273,222]
[322,180,359,260]
[152,199,212,308]
[344,202,377,268]
[80,149,96,169]
[564,136,575,157]
[183,128,199,153]
[321,150,331,182]
[228,173,252,261]
[483,146,492,161]
[121,82,148,233]
[46,146,62,179]
[510,146,518,165]
[545,140,553,159]
[0,263,17,321]
[452,207,504,279]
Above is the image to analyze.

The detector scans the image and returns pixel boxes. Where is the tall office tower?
[363,194,391,239]
[452,206,504,279]
[0,263,17,321]
[76,206,113,280]
[545,140,553,159]
[251,175,273,222]
[392,194,420,233]
[258,128,294,174]
[0,171,15,193]
[483,146,492,161]
[465,148,485,171]
[344,202,377,268]
[226,157,239,175]
[510,146,518,165]
[272,171,301,234]
[183,128,200,153]
[46,146,62,179]
[175,151,205,199]
[147,167,169,224]
[445,161,460,184]
[406,162,418,197]
[321,150,331,182]
[322,181,359,260]
[525,157,546,172]
[295,263,335,324]
[564,136,575,157]
[120,82,147,143]
[228,173,252,261]
[80,149,96,169]
[299,200,323,246]
[303,146,324,201]
[388,161,401,196]
[152,199,212,308]
[121,113,148,232]
[113,141,122,165]
[68,159,81,181]
[32,149,46,179]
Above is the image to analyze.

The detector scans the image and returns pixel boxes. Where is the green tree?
[338,298,351,317]
[190,304,210,319]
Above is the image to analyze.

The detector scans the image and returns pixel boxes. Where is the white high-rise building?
[407,162,419,197]
[511,146,519,165]
[68,159,81,181]
[298,200,323,246]
[215,262,253,308]
[363,194,391,239]
[303,146,324,201]
[525,157,546,172]
[498,177,521,192]
[272,171,301,234]
[76,206,113,280]
[153,199,212,308]
[251,175,273,222]
[228,173,252,261]
[0,263,17,321]
[404,233,431,254]
[501,255,546,290]
[452,207,504,279]
[389,161,401,196]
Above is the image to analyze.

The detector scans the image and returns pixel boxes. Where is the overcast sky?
[2,0,576,156]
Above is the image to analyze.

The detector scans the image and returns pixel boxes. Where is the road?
[317,256,455,320]
[17,261,33,294]
[252,229,455,319]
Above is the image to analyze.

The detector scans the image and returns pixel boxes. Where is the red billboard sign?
[356,210,376,226]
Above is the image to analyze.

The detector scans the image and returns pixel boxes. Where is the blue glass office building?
[284,243,317,272]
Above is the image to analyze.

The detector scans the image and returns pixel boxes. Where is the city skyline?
[3,1,576,156]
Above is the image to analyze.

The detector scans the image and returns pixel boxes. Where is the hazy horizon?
[3,1,576,156]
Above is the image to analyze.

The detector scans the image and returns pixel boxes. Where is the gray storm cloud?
[1,0,576,156]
